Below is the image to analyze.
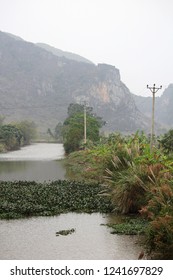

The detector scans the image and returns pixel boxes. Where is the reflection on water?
[0,143,65,161]
[0,160,65,182]
[0,143,65,182]
[0,213,142,260]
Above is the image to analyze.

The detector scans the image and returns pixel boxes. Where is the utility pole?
[83,101,87,145]
[147,84,162,151]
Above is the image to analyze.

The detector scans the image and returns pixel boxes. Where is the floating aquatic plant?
[56,228,75,236]
[0,180,112,219]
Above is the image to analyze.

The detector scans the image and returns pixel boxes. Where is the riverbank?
[63,135,173,260]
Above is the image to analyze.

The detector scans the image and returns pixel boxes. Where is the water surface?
[0,143,64,161]
[0,143,65,182]
[0,143,143,260]
[0,213,142,260]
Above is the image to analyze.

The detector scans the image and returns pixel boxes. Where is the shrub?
[140,173,173,259]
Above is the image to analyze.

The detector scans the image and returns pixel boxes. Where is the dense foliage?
[65,130,173,259]
[0,124,23,151]
[0,120,37,151]
[0,180,112,219]
[47,122,63,142]
[62,103,104,153]
[15,120,37,145]
[159,129,173,154]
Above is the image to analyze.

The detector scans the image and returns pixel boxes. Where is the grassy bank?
[64,132,173,259]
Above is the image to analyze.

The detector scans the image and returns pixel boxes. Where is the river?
[0,143,65,182]
[0,143,143,260]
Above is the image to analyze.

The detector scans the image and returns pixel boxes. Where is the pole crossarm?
[147,84,162,93]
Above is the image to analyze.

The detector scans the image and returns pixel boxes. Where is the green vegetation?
[0,180,112,219]
[47,122,63,143]
[105,217,148,235]
[0,120,37,152]
[15,120,37,145]
[61,103,104,154]
[1,107,173,259]
[0,124,23,151]
[159,129,173,154]
[0,143,6,153]
[64,130,173,259]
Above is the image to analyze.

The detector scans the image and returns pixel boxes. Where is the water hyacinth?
[0,180,112,219]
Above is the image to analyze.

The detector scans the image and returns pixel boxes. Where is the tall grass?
[65,131,173,259]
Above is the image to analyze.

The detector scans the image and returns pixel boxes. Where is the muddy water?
[0,143,65,182]
[0,143,143,260]
[0,213,142,260]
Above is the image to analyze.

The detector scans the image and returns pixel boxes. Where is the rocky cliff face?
[0,31,149,135]
[156,84,173,127]
[72,63,149,132]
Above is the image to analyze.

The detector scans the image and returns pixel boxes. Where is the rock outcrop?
[0,31,149,135]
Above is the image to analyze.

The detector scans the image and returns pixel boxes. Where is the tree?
[54,122,63,142]
[62,104,104,153]
[159,129,173,154]
[63,126,83,153]
[0,124,23,150]
[47,122,63,142]
[67,103,84,117]
[15,121,37,145]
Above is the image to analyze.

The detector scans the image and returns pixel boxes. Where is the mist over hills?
[37,43,93,64]
[133,84,173,130]
[0,31,171,136]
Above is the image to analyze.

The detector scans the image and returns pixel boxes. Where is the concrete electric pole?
[147,84,162,151]
[84,102,87,145]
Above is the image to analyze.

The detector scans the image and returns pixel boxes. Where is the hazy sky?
[0,0,172,96]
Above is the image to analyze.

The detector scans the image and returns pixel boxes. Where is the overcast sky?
[0,0,172,96]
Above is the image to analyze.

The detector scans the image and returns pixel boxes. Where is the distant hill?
[0,31,151,136]
[37,43,93,64]
[4,32,24,41]
[133,84,173,130]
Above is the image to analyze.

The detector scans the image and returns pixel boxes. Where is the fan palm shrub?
[105,160,148,213]
[103,135,150,214]
[103,132,168,215]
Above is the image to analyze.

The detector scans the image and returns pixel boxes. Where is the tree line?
[47,103,105,153]
[0,119,37,152]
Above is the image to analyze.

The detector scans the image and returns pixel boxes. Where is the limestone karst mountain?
[0,31,150,136]
[36,43,93,64]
